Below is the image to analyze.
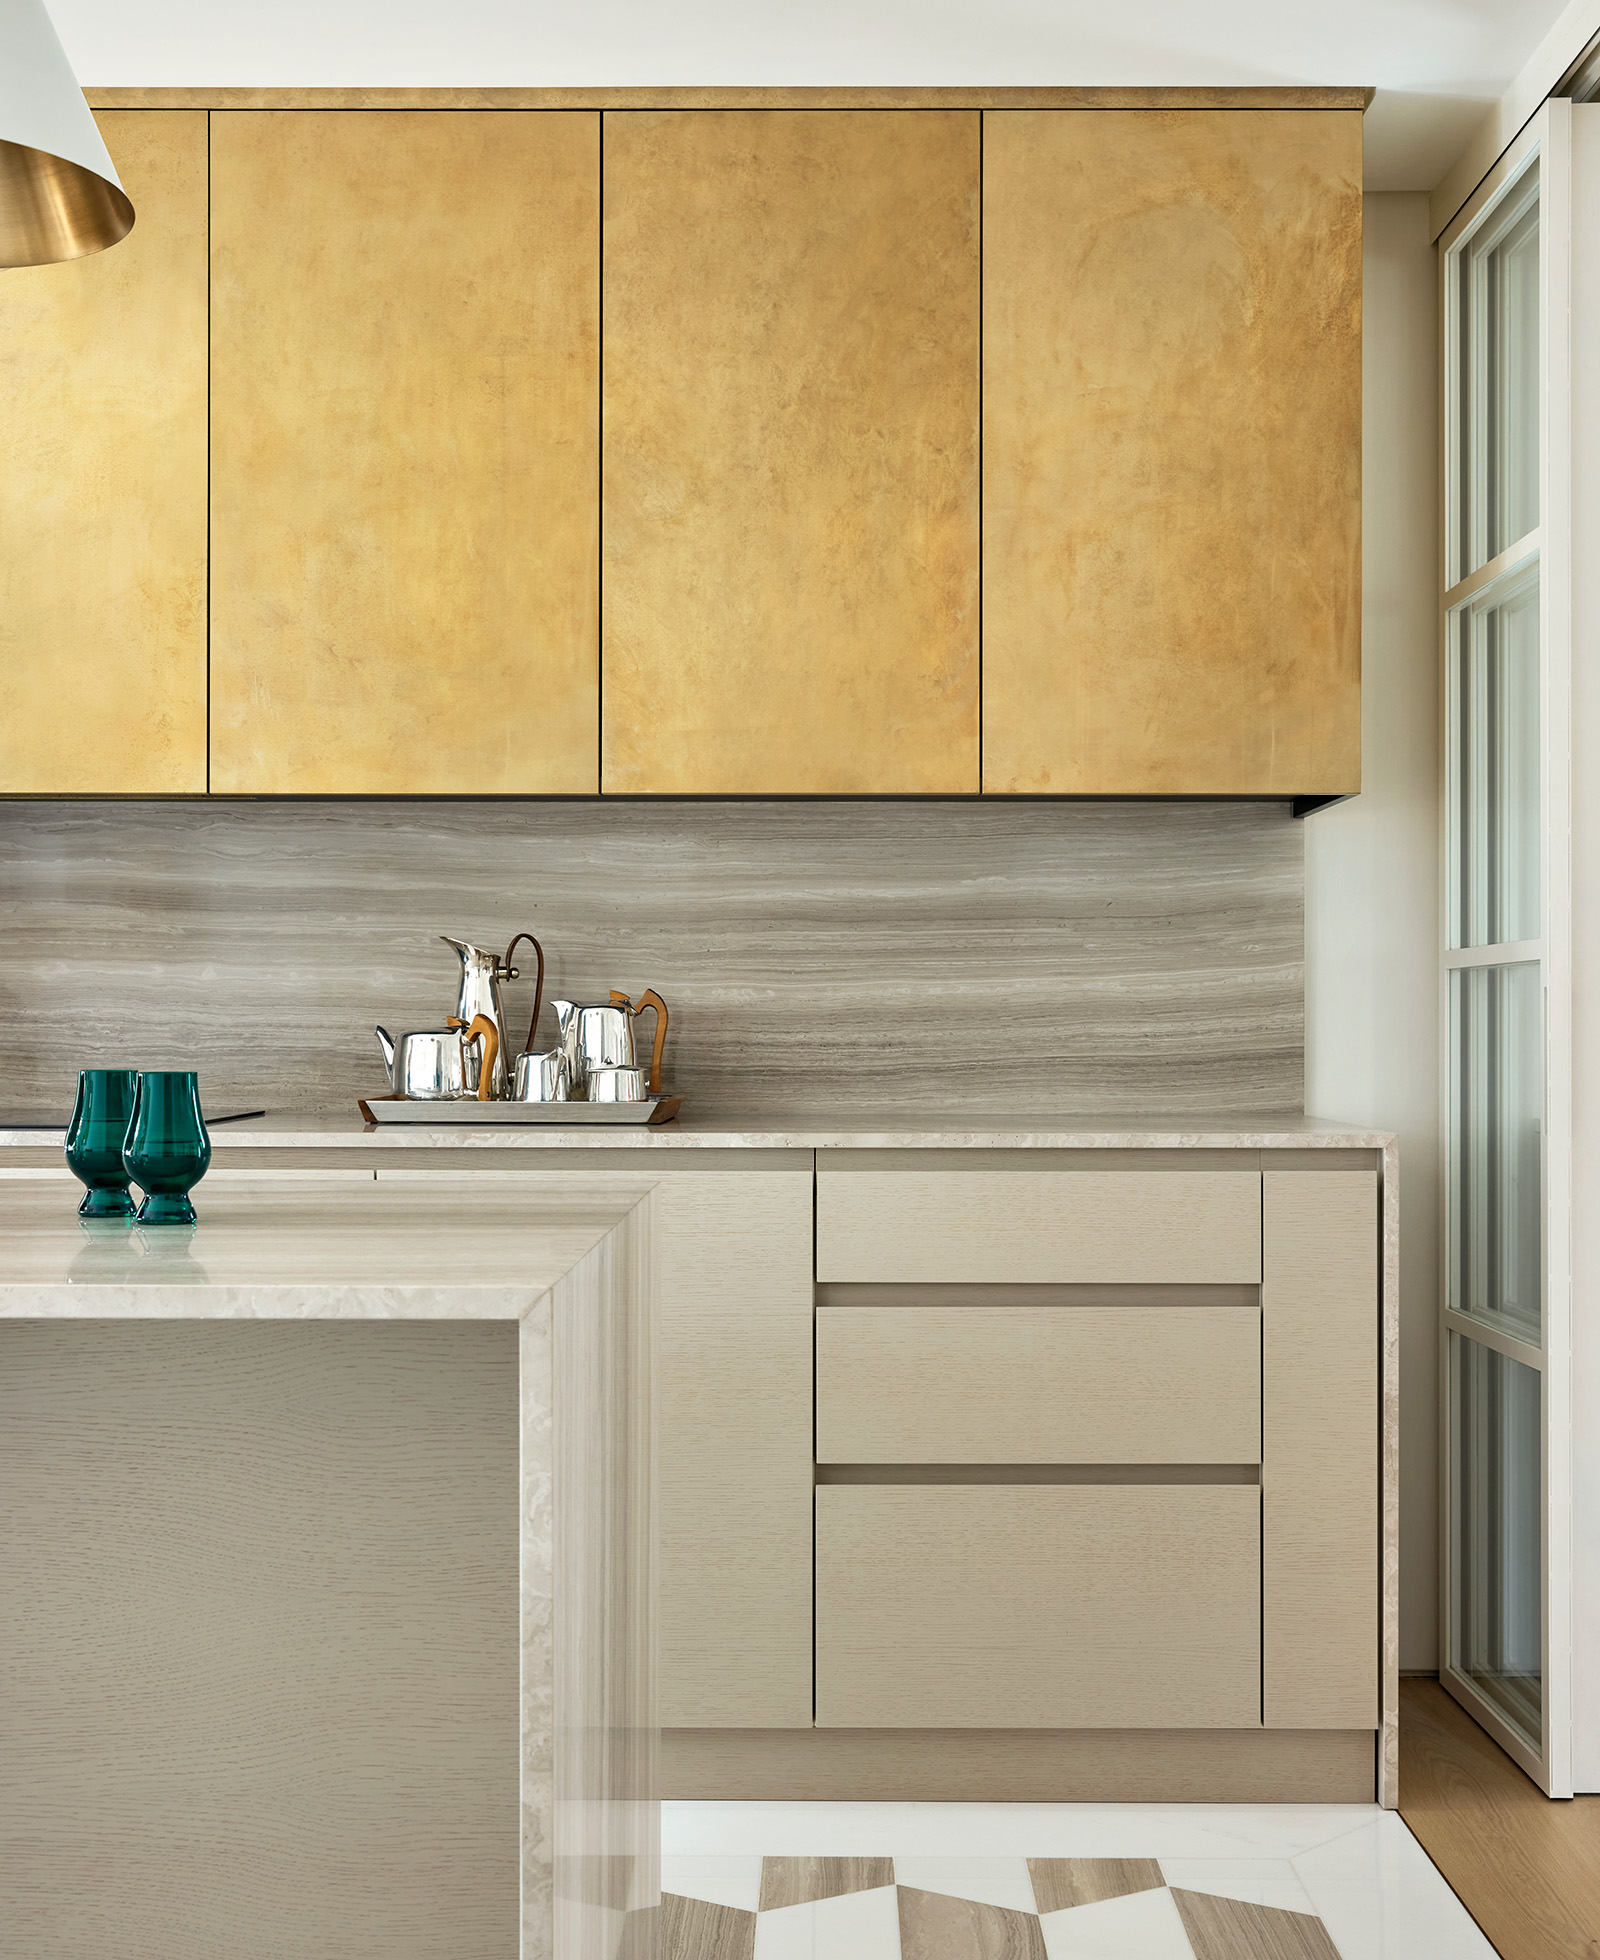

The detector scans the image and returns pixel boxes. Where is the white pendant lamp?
[0,0,131,267]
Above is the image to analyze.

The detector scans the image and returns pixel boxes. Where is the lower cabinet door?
[816,1484,1261,1729]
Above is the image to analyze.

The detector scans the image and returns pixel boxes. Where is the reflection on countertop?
[0,1176,652,1308]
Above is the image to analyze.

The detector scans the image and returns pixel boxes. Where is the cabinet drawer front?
[816,1171,1261,1284]
[816,1484,1261,1728]
[816,1298,1260,1463]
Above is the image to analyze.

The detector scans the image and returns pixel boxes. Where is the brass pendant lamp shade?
[0,0,131,266]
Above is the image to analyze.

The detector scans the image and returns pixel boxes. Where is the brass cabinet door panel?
[210,111,599,793]
[602,110,980,793]
[0,111,207,793]
[983,109,1362,796]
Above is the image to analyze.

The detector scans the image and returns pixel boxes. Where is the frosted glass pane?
[1449,961,1542,1341]
[1450,570,1540,948]
[1457,162,1539,575]
[1450,1332,1542,1749]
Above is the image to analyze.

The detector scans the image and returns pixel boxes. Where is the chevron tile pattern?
[661,1856,1337,1959]
[660,1803,1501,1960]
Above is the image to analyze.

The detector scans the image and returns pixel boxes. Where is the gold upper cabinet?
[602,110,981,795]
[982,110,1363,797]
[209,112,600,795]
[0,111,207,794]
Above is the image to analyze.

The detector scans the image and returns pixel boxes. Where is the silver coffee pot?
[552,990,669,1100]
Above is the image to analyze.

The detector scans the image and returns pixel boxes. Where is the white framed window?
[1439,102,1575,1796]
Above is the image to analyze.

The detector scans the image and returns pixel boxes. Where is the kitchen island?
[0,1175,656,1960]
[1,1110,1398,1812]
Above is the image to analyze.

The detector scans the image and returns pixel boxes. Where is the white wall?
[47,0,1578,191]
[1306,192,1441,1674]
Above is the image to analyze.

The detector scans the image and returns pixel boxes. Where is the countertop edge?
[0,1116,1399,1153]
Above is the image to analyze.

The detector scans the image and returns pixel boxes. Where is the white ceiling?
[51,0,1581,191]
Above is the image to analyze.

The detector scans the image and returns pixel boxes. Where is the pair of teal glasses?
[64,1069,212,1226]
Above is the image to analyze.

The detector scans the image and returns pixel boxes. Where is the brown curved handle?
[637,989,669,1095]
[505,932,545,1052]
[467,1013,500,1102]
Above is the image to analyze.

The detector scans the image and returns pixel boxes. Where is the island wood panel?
[982,109,1363,796]
[208,110,599,794]
[0,111,207,793]
[815,1167,1262,1284]
[815,1484,1262,1728]
[0,1319,518,1959]
[815,1290,1262,1462]
[1263,1170,1379,1727]
[602,109,980,793]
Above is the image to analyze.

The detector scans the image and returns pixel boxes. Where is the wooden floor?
[1400,1677,1600,1959]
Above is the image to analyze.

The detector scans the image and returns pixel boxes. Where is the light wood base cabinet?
[816,1483,1262,1729]
[373,1156,815,1733]
[1264,1170,1380,1727]
[663,1726,1376,1803]
[653,1159,815,1729]
[803,1149,1386,1798]
[815,1287,1262,1464]
[816,1162,1262,1284]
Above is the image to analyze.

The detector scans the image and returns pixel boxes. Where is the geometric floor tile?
[898,1883,1047,1960]
[661,1801,1500,1960]
[754,1885,902,1960]
[663,1856,766,1914]
[662,1890,758,1960]
[759,1857,897,1911]
[1157,1860,1318,1916]
[893,1858,1039,1914]
[1172,1887,1342,1960]
[1039,1886,1200,1960]
[1029,1859,1166,1913]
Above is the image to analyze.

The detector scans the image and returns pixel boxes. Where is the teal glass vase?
[64,1068,141,1218]
[123,1071,211,1226]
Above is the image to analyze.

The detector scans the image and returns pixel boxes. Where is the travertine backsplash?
[0,799,1303,1118]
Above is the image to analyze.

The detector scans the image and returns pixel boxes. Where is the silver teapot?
[375,1014,500,1101]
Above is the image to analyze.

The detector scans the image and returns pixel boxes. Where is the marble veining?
[0,797,1303,1119]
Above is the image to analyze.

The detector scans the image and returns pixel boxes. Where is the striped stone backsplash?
[0,798,1303,1119]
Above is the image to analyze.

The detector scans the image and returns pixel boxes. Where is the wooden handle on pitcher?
[638,989,669,1095]
[467,1014,500,1102]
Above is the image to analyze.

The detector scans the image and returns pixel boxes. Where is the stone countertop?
[0,1177,654,1313]
[0,1109,1397,1152]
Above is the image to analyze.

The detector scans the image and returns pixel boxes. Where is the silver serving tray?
[358,1093,684,1127]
